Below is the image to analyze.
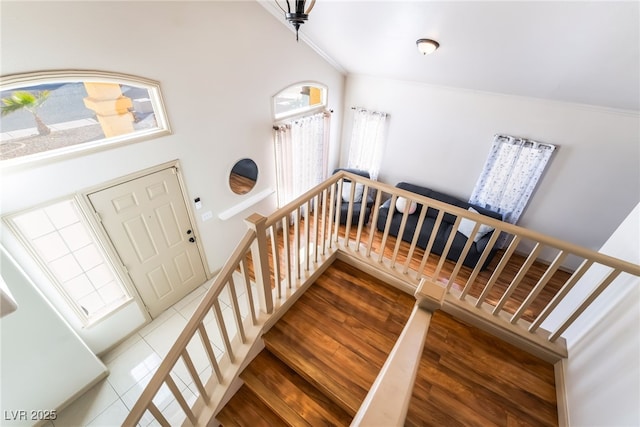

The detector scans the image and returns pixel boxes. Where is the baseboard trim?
[335,249,417,296]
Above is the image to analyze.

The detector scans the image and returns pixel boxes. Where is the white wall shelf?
[218,188,275,221]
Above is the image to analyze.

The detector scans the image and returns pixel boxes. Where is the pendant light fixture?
[276,0,316,41]
[416,38,440,55]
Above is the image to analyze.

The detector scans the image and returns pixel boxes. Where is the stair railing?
[124,170,639,425]
[123,176,344,426]
[332,171,640,361]
[122,229,260,426]
[335,171,639,426]
[259,173,344,296]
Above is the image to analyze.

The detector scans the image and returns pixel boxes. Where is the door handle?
[189,237,195,243]
[186,229,192,234]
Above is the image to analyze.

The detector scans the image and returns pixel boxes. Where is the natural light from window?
[273,82,327,120]
[272,82,330,207]
[0,71,170,167]
[7,199,132,325]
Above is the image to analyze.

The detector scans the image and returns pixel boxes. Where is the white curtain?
[469,134,556,225]
[347,107,388,180]
[273,111,330,207]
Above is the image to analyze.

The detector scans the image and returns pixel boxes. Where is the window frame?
[3,195,136,327]
[346,107,389,180]
[0,70,171,169]
[272,81,328,121]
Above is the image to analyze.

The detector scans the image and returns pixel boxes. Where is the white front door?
[88,167,207,318]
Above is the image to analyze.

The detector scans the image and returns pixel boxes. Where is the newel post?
[414,278,446,312]
[244,213,274,314]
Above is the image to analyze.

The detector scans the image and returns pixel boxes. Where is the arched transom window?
[272,82,327,120]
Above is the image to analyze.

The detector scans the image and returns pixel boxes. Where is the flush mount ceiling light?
[276,0,316,41]
[416,38,440,55]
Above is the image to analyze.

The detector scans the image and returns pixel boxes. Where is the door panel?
[124,216,157,262]
[156,204,182,247]
[148,266,173,298]
[88,167,206,318]
[174,252,196,282]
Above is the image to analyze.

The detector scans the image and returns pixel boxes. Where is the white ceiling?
[261,1,640,111]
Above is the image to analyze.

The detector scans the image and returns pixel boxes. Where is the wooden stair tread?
[218,232,558,426]
[216,384,286,427]
[218,260,415,425]
[264,325,364,416]
[241,350,352,426]
[262,261,415,417]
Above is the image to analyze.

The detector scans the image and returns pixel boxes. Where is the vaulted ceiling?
[260,1,640,111]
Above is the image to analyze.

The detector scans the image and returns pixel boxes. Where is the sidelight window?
[5,198,131,325]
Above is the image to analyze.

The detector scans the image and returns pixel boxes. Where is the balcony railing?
[123,171,640,426]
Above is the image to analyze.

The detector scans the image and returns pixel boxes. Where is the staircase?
[123,172,640,426]
[217,350,352,426]
[216,260,415,425]
[216,258,560,426]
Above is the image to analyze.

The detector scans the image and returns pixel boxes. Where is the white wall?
[0,1,345,354]
[342,74,640,261]
[0,246,107,426]
[559,204,639,426]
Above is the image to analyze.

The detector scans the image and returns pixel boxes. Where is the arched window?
[272,82,327,120]
[272,82,330,207]
[0,70,170,167]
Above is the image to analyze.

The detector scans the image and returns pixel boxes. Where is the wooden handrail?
[337,171,640,276]
[351,305,432,427]
[333,171,638,353]
[124,170,639,426]
[123,230,257,426]
[263,174,342,229]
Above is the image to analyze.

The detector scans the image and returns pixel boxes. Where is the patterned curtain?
[273,111,330,207]
[347,107,388,180]
[469,134,556,225]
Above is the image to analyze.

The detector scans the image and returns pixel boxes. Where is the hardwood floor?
[218,259,415,425]
[250,213,571,323]
[340,220,571,323]
[218,260,558,426]
[407,310,557,426]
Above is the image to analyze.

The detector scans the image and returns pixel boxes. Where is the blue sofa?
[376,182,502,269]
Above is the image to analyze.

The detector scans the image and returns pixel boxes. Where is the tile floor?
[47,274,255,426]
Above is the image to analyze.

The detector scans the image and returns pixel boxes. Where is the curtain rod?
[272,109,333,130]
[351,106,389,117]
[495,134,556,150]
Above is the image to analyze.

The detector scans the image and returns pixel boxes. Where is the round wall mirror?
[229,158,258,195]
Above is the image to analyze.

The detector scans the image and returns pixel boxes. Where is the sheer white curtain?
[469,134,556,225]
[347,107,388,180]
[273,111,330,207]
